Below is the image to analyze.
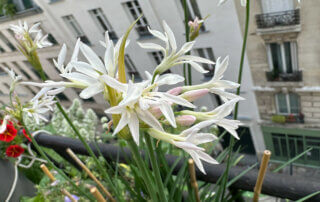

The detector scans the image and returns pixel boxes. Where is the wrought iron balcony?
[255,9,300,29]
[266,71,302,82]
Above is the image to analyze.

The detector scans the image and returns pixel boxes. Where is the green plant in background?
[51,99,98,142]
[0,0,16,17]
[271,115,286,124]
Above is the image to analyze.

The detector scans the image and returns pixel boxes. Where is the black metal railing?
[256,9,300,29]
[34,133,320,201]
[266,71,302,82]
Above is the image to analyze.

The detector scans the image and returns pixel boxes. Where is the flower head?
[138,21,214,75]
[10,21,40,40]
[6,145,24,158]
[0,122,17,142]
[148,119,219,174]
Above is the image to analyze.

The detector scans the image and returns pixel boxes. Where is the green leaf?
[296,191,320,202]
[227,163,258,188]
[272,147,313,173]
[118,15,142,83]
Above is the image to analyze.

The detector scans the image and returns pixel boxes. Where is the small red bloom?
[0,123,17,142]
[6,145,24,158]
[22,129,32,142]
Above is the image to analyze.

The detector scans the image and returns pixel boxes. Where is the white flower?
[53,39,81,74]
[34,31,52,48]
[148,119,219,174]
[182,56,243,102]
[181,98,243,139]
[103,74,194,144]
[23,93,56,124]
[138,21,214,75]
[10,21,40,40]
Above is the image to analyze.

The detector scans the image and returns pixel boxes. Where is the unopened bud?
[167,87,182,96]
[180,89,209,102]
[176,115,196,126]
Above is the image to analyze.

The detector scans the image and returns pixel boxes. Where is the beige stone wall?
[235,0,320,127]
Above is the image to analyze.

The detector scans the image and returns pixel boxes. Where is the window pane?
[272,136,281,156]
[284,42,293,73]
[276,93,288,113]
[270,43,284,73]
[289,93,299,114]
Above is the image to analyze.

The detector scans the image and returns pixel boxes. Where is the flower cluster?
[0,116,31,158]
[19,20,243,174]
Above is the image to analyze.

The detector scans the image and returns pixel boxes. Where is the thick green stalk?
[145,134,167,201]
[183,0,192,85]
[127,139,159,201]
[22,121,94,200]
[220,1,250,201]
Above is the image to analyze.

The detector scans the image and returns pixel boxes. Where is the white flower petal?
[113,113,129,136]
[159,102,176,128]
[157,74,185,86]
[136,108,163,131]
[71,61,100,78]
[162,93,195,108]
[105,105,125,114]
[80,42,106,74]
[79,83,103,99]
[187,61,209,74]
[104,41,116,77]
[187,149,206,174]
[176,41,195,56]
[163,21,177,52]
[180,55,215,64]
[100,75,127,93]
[137,42,166,53]
[128,113,140,145]
[197,150,219,164]
[147,26,167,41]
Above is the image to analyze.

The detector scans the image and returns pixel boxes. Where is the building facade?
[234,0,320,167]
[0,0,265,156]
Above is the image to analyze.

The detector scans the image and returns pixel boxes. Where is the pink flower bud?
[176,115,196,126]
[181,89,209,102]
[149,107,162,118]
[167,87,182,96]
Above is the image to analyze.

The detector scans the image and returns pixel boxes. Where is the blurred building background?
[0,0,267,160]
[234,0,320,173]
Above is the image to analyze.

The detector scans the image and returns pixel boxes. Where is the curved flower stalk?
[182,56,243,102]
[148,119,219,174]
[138,21,214,76]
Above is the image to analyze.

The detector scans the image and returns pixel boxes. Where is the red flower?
[22,129,32,142]
[6,145,24,158]
[0,123,17,142]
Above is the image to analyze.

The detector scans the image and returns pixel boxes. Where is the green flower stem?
[183,0,192,85]
[220,0,250,201]
[22,121,94,200]
[145,134,167,201]
[127,139,159,201]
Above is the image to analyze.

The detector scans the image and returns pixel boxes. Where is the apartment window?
[89,8,118,40]
[124,55,142,81]
[0,45,5,53]
[276,93,300,114]
[267,42,298,74]
[124,0,151,37]
[180,0,205,31]
[14,0,35,12]
[62,15,90,45]
[0,32,16,51]
[195,47,215,77]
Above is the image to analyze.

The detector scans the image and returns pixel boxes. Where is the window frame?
[267,41,298,73]
[88,8,118,40]
[275,93,300,115]
[62,15,91,45]
[123,0,151,37]
[194,47,215,77]
[124,54,142,81]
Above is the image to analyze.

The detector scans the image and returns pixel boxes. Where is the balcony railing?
[266,71,302,82]
[271,114,304,124]
[255,9,300,29]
